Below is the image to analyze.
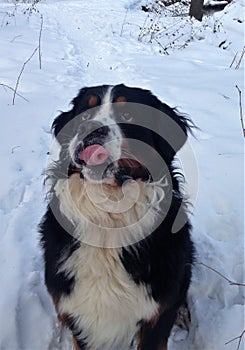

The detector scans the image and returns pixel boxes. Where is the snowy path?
[0,1,244,349]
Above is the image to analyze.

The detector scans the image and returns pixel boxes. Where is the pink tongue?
[78,144,109,166]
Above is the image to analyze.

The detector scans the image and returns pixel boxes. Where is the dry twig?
[230,47,245,69]
[235,85,245,138]
[12,15,43,105]
[225,330,245,350]
[12,46,39,105]
[120,10,128,36]
[38,15,43,69]
[0,83,29,102]
[235,47,245,70]
[197,262,245,287]
[10,35,23,43]
[198,262,245,349]
[230,52,238,68]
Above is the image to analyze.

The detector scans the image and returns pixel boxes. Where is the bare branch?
[235,85,245,138]
[12,14,44,105]
[197,262,245,287]
[225,330,245,350]
[120,10,128,37]
[0,83,29,102]
[198,262,244,349]
[38,15,43,69]
[11,146,21,154]
[230,51,238,68]
[12,46,39,105]
[235,47,245,70]
[10,35,23,43]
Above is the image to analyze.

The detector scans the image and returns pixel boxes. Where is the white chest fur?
[54,174,167,348]
[58,245,158,349]
[54,173,167,248]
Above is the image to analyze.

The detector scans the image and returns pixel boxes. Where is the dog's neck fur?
[54,173,168,248]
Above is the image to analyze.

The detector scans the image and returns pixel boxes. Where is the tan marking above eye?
[88,95,98,107]
[116,96,127,105]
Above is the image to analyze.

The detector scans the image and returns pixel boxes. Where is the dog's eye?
[81,112,91,121]
[120,112,133,122]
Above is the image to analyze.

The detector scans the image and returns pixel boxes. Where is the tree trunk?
[189,0,204,21]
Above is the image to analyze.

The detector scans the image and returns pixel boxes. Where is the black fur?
[39,84,195,350]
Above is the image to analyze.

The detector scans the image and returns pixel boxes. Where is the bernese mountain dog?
[39,84,194,350]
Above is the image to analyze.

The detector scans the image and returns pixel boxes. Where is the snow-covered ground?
[0,0,244,349]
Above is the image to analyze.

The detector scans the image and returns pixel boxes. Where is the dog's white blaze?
[68,86,122,172]
[54,174,166,349]
[93,87,122,161]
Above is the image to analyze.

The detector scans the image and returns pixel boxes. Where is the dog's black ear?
[152,96,191,162]
[52,110,74,141]
[52,87,89,143]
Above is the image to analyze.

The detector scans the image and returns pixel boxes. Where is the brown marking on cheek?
[72,337,81,350]
[51,296,60,312]
[116,96,127,105]
[51,296,80,349]
[88,95,99,107]
[49,295,70,327]
[58,312,70,326]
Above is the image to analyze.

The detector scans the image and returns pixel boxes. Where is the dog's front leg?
[137,305,178,350]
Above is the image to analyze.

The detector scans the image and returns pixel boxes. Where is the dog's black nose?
[78,121,109,139]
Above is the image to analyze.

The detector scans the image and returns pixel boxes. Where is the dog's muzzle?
[72,120,151,185]
[72,120,119,183]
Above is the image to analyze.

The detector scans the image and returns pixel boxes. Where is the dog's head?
[52,84,190,186]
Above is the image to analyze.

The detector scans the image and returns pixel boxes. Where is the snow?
[0,0,244,349]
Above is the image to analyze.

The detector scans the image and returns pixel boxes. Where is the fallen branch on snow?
[230,47,245,69]
[0,83,29,102]
[12,15,43,105]
[235,47,245,70]
[38,15,43,69]
[235,85,245,138]
[197,262,245,287]
[12,46,39,105]
[225,330,245,350]
[197,262,245,350]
